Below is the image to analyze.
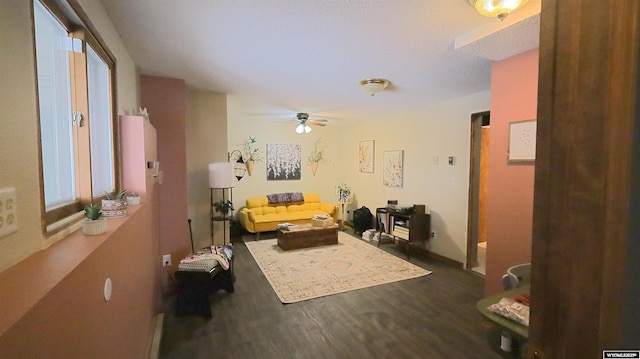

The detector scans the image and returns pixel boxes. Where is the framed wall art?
[508,120,537,163]
[266,144,301,180]
[383,150,403,188]
[359,140,374,173]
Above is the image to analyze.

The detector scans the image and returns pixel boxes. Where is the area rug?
[245,231,432,303]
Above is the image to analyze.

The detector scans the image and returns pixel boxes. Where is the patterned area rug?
[245,232,432,303]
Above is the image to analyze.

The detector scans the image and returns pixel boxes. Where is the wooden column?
[529,0,640,357]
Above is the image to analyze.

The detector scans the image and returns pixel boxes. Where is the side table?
[336,201,351,231]
[175,258,234,318]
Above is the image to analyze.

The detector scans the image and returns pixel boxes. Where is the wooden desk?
[477,285,530,358]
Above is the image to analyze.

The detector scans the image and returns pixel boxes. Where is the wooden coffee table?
[277,224,338,251]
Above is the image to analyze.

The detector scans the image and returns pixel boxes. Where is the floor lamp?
[209,162,234,246]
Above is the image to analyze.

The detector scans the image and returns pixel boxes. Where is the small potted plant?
[102,188,128,217]
[213,200,234,218]
[307,137,326,176]
[82,204,107,235]
[126,192,140,206]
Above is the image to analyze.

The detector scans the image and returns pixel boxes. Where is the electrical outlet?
[431,231,436,238]
[162,254,171,267]
[0,187,18,238]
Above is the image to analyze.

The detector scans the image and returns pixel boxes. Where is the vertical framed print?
[508,120,537,163]
[359,140,374,173]
[266,144,301,180]
[383,150,403,188]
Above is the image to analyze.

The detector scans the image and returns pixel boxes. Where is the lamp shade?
[208,162,234,188]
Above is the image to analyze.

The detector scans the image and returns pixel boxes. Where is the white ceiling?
[101,0,540,124]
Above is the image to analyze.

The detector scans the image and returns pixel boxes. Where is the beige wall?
[341,91,492,264]
[227,95,345,217]
[227,91,491,264]
[0,0,160,357]
[186,89,228,248]
[0,0,139,271]
[0,0,43,270]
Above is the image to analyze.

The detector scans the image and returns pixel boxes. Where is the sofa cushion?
[304,193,321,203]
[247,197,267,209]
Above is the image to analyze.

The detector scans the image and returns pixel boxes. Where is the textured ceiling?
[101,0,540,124]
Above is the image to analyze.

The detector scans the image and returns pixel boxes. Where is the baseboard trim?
[149,313,164,359]
[425,251,464,269]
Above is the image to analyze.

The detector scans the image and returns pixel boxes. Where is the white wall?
[227,91,490,264]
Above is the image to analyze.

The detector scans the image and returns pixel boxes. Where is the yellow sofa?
[239,193,337,239]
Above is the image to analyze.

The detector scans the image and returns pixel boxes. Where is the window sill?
[0,204,142,337]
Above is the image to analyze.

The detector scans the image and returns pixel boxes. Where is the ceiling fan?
[294,112,328,134]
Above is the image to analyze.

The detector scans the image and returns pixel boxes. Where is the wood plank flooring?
[160,230,501,359]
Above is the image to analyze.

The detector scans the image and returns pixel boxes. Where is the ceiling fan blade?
[308,119,328,126]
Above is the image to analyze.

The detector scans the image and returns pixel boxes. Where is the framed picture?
[359,140,374,173]
[266,144,301,180]
[508,120,537,163]
[383,150,403,188]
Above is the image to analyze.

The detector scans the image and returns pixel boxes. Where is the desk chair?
[502,263,531,290]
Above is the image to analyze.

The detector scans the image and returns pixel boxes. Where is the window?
[33,0,117,231]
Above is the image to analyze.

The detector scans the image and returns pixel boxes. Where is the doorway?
[466,111,490,274]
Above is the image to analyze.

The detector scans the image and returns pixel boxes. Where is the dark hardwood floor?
[160,229,501,359]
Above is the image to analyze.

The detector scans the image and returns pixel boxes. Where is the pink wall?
[485,49,539,295]
[140,75,190,289]
[0,204,160,358]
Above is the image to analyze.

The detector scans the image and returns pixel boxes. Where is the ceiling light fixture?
[359,78,390,96]
[469,0,529,21]
[295,123,312,134]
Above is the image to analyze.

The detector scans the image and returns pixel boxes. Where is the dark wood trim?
[466,111,489,269]
[530,0,640,357]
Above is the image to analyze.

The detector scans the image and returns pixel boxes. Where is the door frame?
[466,111,489,270]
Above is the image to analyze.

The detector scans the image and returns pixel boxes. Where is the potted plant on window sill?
[82,204,107,236]
[126,192,140,206]
[102,188,128,217]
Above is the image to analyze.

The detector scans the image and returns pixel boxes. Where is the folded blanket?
[178,245,233,272]
[267,192,304,204]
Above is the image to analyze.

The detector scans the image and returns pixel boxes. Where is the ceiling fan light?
[295,124,304,134]
[304,125,312,133]
[359,78,390,96]
[469,0,528,20]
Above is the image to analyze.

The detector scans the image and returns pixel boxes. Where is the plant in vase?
[306,137,326,176]
[102,188,128,217]
[126,192,140,206]
[213,200,234,218]
[336,183,351,203]
[82,204,107,235]
[241,136,263,176]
